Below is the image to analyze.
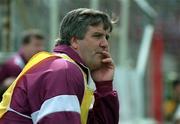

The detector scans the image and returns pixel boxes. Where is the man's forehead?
[87,25,110,34]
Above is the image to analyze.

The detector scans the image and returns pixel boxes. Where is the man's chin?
[90,62,102,71]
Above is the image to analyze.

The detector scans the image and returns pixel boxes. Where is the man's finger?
[102,58,113,63]
[102,51,111,58]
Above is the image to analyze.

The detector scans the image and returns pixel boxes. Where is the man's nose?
[99,37,108,50]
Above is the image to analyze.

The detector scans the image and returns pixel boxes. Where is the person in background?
[164,79,180,122]
[0,8,119,124]
[0,29,45,90]
[174,105,180,124]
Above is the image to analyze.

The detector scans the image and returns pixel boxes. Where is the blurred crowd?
[0,29,45,99]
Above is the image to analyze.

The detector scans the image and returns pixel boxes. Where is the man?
[0,29,45,87]
[0,8,119,124]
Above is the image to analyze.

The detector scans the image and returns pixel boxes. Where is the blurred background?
[0,0,180,124]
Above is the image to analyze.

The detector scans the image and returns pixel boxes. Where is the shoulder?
[1,55,22,76]
[4,54,23,69]
[24,57,84,98]
[45,57,84,91]
[25,57,84,84]
[50,58,82,73]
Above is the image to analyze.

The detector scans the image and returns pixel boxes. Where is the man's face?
[77,24,110,71]
[25,37,45,59]
[174,84,180,101]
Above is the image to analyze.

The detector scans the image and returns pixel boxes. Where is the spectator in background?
[0,29,45,90]
[164,79,180,122]
[172,79,180,104]
[174,105,180,124]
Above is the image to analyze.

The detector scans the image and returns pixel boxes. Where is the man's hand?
[91,51,115,82]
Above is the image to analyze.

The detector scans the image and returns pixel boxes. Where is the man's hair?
[21,29,44,45]
[57,8,113,45]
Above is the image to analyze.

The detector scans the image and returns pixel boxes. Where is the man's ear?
[70,36,79,50]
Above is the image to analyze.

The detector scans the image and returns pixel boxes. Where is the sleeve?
[29,60,84,124]
[0,61,21,85]
[87,80,119,124]
[5,62,22,77]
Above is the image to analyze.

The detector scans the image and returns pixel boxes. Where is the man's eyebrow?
[92,32,105,36]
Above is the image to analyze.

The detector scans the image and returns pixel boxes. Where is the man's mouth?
[95,51,107,59]
[96,50,107,54]
[96,52,103,54]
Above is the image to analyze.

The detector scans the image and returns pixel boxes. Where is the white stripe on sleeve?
[31,95,80,124]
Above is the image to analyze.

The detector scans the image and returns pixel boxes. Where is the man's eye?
[106,35,109,40]
[93,35,102,38]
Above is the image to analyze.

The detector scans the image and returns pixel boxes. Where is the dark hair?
[57,8,113,45]
[173,79,180,89]
[21,29,44,45]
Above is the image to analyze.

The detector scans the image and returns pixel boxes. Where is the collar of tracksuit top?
[53,44,89,81]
